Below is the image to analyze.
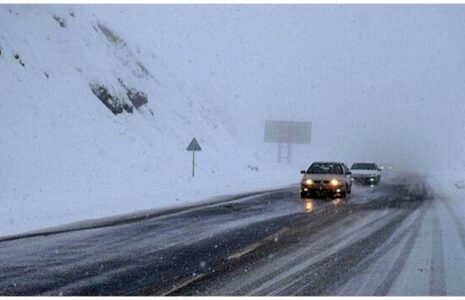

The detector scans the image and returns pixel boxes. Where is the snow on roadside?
[0,6,300,238]
[1,166,299,239]
[388,173,465,295]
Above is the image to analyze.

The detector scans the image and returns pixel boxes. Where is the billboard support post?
[264,120,312,164]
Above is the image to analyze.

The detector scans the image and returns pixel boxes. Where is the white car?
[300,162,352,198]
[350,162,381,185]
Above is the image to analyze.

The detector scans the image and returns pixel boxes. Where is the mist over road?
[0,173,442,296]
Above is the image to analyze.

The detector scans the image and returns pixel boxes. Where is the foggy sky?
[93,5,465,173]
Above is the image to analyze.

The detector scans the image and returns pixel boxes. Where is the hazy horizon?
[88,4,465,172]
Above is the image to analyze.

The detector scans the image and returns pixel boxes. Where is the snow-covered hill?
[0,5,297,237]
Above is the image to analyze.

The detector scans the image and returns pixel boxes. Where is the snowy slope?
[0,5,297,237]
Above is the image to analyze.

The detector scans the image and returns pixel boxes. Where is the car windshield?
[307,163,343,174]
[351,163,378,170]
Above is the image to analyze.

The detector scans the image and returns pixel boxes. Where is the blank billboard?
[264,120,312,144]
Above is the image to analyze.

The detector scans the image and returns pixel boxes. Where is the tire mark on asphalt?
[276,209,415,295]
[269,181,430,296]
[210,204,359,296]
[326,199,430,296]
[429,204,447,296]
[236,209,395,295]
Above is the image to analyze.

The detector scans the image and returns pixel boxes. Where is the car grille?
[352,174,373,178]
[313,180,329,184]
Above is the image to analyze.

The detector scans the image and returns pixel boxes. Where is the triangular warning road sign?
[186,138,202,151]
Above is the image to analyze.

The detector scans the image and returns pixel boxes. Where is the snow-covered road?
[1,173,463,296]
[170,174,465,296]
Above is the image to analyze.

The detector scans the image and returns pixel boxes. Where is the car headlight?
[330,179,339,186]
[304,179,313,185]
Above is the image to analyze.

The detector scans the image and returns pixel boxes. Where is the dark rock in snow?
[247,165,259,171]
[123,103,134,113]
[455,180,465,189]
[13,53,25,67]
[136,61,150,77]
[127,88,148,108]
[117,78,149,109]
[90,84,125,115]
[53,15,66,28]
[97,22,122,44]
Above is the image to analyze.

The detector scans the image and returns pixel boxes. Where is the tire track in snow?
[428,204,447,295]
[327,199,430,296]
[242,182,429,296]
[164,175,429,296]
[437,196,465,255]
[373,200,430,295]
[192,203,361,296]
[277,209,416,295]
[236,210,394,295]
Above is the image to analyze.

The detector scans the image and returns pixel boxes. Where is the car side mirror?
[300,170,306,174]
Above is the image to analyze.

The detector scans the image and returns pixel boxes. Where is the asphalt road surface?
[0,173,446,296]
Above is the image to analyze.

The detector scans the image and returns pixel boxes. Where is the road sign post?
[186,137,202,177]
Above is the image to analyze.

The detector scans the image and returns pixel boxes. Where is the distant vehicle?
[350,162,381,185]
[379,164,393,172]
[300,162,352,198]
